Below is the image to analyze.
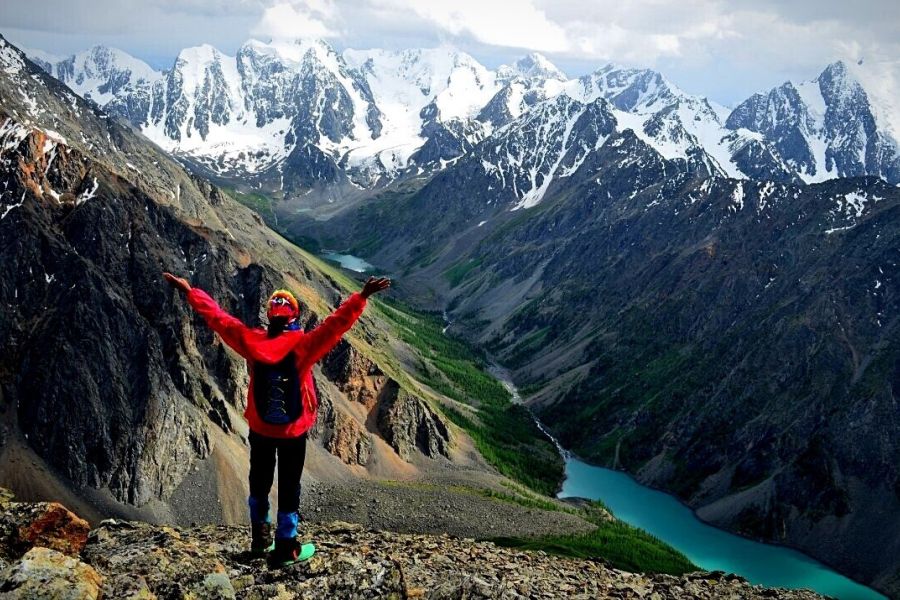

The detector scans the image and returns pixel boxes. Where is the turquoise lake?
[320,252,374,273]
[559,456,886,600]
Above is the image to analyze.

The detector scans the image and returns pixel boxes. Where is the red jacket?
[186,287,367,438]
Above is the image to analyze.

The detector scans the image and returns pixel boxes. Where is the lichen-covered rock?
[77,519,824,600]
[377,381,450,461]
[0,499,90,561]
[0,546,102,600]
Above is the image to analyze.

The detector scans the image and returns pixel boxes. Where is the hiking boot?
[268,537,316,568]
[250,522,274,556]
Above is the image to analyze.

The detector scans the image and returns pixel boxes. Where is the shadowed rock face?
[0,125,219,506]
[377,381,451,461]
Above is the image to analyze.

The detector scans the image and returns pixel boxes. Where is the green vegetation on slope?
[443,257,483,288]
[222,187,278,227]
[376,298,565,496]
[493,501,697,576]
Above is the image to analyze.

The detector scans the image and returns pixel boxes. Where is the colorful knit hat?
[267,289,300,316]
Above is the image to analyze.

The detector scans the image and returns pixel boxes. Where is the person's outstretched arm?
[164,272,251,358]
[300,276,391,367]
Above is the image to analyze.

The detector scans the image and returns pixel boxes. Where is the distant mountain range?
[25,41,900,200]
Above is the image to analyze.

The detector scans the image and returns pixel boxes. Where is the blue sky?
[2,0,897,107]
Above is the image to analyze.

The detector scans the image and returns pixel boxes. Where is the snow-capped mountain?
[727,60,900,183]
[342,46,499,175]
[558,65,797,182]
[27,42,900,200]
[33,45,158,103]
[141,40,384,186]
[28,41,512,191]
[473,94,620,210]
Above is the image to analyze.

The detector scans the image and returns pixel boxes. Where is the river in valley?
[488,365,885,600]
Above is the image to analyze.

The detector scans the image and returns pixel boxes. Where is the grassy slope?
[375,298,565,496]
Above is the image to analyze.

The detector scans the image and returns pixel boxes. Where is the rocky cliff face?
[0,490,827,600]
[376,381,451,462]
[313,340,451,467]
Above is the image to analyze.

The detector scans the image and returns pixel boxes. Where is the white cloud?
[251,1,340,41]
[373,0,569,53]
[3,0,897,106]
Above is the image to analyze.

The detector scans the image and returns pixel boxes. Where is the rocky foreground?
[0,490,828,599]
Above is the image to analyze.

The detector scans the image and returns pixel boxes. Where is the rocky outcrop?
[0,493,825,600]
[0,496,90,561]
[311,392,372,466]
[318,341,455,466]
[0,492,98,598]
[377,381,450,461]
[325,411,372,466]
[321,339,387,409]
[0,501,90,560]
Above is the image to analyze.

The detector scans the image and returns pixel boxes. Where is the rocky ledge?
[0,491,825,599]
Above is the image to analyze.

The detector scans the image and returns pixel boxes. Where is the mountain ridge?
[25,39,900,198]
[303,124,900,596]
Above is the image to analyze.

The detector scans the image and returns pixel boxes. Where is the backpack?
[253,355,302,425]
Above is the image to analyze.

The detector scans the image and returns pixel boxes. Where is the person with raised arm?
[163,272,390,567]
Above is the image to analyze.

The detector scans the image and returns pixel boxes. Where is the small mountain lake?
[320,252,374,273]
[559,456,886,599]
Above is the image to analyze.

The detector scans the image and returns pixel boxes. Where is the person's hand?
[163,272,192,294]
[361,276,391,298]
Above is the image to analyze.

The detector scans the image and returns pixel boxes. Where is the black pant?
[248,431,308,513]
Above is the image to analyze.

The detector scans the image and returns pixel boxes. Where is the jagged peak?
[176,43,230,66]
[73,45,159,80]
[834,57,900,140]
[239,37,340,65]
[566,62,685,113]
[820,59,849,79]
[499,52,566,82]
[587,63,680,95]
